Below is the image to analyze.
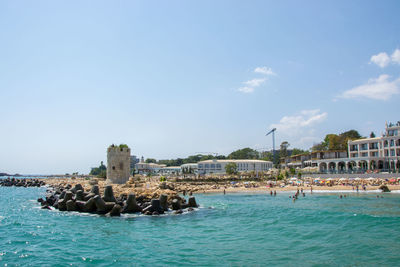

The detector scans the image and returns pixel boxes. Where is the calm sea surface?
[1,186,400,266]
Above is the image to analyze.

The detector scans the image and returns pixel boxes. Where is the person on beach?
[270,191,273,196]
[356,185,359,192]
[303,192,305,197]
[274,190,276,196]
[310,186,313,194]
[223,189,226,195]
[340,195,343,199]
[301,188,303,194]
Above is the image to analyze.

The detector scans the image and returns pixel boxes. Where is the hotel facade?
[281,121,400,173]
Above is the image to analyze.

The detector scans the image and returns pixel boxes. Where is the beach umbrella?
[355,178,361,181]
[389,178,396,183]
[367,177,375,181]
[327,178,332,181]
[290,177,298,181]
[339,178,347,181]
[314,178,321,181]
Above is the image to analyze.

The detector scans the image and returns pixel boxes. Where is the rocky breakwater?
[38,183,199,217]
[0,178,45,187]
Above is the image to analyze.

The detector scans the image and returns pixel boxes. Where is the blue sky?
[1,1,399,174]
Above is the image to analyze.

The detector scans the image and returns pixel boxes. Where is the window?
[205,164,209,169]
[350,144,358,151]
[384,140,388,147]
[361,152,368,157]
[370,152,378,157]
[211,164,215,169]
[112,166,115,170]
[198,164,203,169]
[369,143,378,149]
[391,149,395,156]
[216,164,221,170]
[119,162,124,170]
[390,140,394,147]
[351,153,358,158]
[360,144,368,150]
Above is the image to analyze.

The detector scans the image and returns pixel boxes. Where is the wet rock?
[152,211,160,216]
[93,195,107,213]
[379,185,391,192]
[102,185,116,202]
[41,205,51,210]
[107,204,122,217]
[122,194,142,213]
[159,194,168,211]
[188,207,194,211]
[84,197,96,212]
[66,200,77,211]
[188,197,198,208]
[171,199,181,210]
[173,209,183,214]
[75,200,86,211]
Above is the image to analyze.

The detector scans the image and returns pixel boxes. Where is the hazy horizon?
[1,1,399,174]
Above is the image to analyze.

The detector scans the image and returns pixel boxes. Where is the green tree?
[370,131,376,138]
[145,158,157,163]
[225,162,238,175]
[279,141,290,158]
[228,148,259,159]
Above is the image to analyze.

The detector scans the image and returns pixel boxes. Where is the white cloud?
[269,109,328,149]
[370,52,390,68]
[392,49,400,64]
[237,66,276,93]
[271,109,328,133]
[254,66,276,76]
[238,86,254,93]
[243,78,266,87]
[340,74,400,100]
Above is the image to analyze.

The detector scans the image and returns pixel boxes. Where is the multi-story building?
[197,159,273,175]
[347,121,400,171]
[280,121,400,173]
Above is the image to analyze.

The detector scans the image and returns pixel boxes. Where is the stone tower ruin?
[106,144,131,184]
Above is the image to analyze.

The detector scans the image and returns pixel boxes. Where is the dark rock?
[379,185,391,192]
[107,204,122,217]
[76,190,85,201]
[58,199,67,211]
[188,207,194,211]
[75,200,86,211]
[84,197,96,212]
[102,185,116,202]
[93,195,107,213]
[71,184,84,194]
[90,185,100,196]
[171,199,181,210]
[84,193,96,201]
[152,211,159,216]
[122,194,142,213]
[66,200,77,211]
[41,205,51,210]
[159,194,168,211]
[173,209,183,214]
[188,197,198,208]
[64,191,74,202]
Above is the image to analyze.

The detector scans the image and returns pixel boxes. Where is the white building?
[181,163,198,174]
[347,121,400,171]
[197,159,273,175]
[135,157,166,174]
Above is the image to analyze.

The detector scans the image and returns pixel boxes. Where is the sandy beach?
[40,176,400,197]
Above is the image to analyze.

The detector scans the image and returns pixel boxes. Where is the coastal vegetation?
[89,161,107,178]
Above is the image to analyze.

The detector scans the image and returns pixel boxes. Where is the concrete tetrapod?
[102,185,117,203]
[122,194,142,213]
[159,194,169,211]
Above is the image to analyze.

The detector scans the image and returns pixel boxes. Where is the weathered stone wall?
[106,146,131,184]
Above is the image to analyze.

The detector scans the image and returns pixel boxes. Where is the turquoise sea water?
[1,186,400,266]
